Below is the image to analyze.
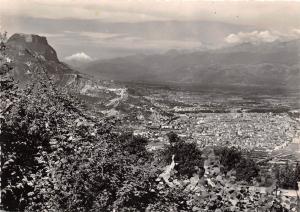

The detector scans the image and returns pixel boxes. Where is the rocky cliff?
[8,33,59,62]
[6,33,79,86]
[5,33,127,114]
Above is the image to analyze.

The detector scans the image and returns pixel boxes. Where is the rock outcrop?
[7,33,59,62]
[4,33,125,114]
[6,33,76,85]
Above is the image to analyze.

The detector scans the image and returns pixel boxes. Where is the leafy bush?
[25,124,161,211]
[214,147,259,182]
[1,78,86,210]
[214,146,243,173]
[166,131,181,144]
[274,162,300,190]
[235,157,259,182]
[162,132,204,178]
[117,132,149,158]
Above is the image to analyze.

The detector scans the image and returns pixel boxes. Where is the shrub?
[275,162,300,190]
[214,147,259,182]
[166,131,180,144]
[26,128,161,211]
[235,157,260,182]
[162,132,204,178]
[214,146,242,173]
[117,132,149,158]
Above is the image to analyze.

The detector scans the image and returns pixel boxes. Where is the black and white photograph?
[0,0,300,211]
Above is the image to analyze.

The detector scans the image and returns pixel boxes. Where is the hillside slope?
[5,33,126,113]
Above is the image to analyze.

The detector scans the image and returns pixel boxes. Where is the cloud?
[225,31,278,44]
[225,29,300,44]
[79,32,123,40]
[64,52,93,62]
[1,0,300,30]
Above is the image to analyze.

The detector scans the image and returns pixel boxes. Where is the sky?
[0,0,300,60]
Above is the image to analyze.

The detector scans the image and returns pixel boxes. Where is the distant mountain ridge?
[81,39,300,90]
[7,32,299,93]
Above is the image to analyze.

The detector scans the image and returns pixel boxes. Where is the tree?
[276,162,299,190]
[214,146,242,173]
[214,147,259,182]
[235,157,259,182]
[162,132,204,178]
[166,131,180,144]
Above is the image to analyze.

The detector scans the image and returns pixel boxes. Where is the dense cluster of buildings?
[131,111,299,153]
[111,86,300,155]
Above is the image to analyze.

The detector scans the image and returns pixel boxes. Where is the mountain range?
[6,33,300,94]
[79,39,300,90]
